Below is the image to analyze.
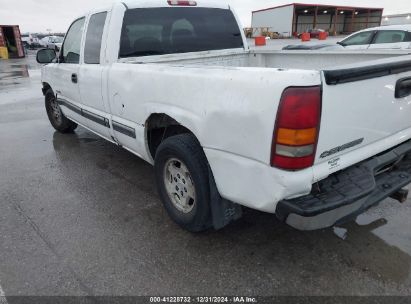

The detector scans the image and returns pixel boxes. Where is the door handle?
[71,73,78,84]
[395,77,411,99]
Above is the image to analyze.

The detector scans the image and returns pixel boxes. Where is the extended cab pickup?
[37,0,411,232]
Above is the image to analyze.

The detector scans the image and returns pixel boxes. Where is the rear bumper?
[276,140,411,231]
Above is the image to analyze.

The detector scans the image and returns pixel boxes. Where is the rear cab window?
[119,7,243,58]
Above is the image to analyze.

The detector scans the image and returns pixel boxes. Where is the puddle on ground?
[331,206,411,284]
[355,210,411,257]
[0,71,29,79]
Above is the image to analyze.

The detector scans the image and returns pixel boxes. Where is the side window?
[341,31,375,46]
[60,18,85,64]
[373,31,407,44]
[84,12,107,64]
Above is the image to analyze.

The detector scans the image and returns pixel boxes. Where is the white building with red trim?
[251,3,384,37]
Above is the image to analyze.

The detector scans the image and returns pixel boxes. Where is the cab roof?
[363,24,411,32]
[122,0,230,10]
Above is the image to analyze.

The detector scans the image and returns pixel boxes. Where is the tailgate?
[315,55,411,172]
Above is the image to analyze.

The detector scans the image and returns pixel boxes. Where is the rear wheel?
[154,134,212,232]
[45,88,77,133]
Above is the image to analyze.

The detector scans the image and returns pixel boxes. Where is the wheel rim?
[163,158,196,214]
[49,96,62,125]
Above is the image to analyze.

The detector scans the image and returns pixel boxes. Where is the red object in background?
[255,36,266,46]
[318,31,328,40]
[0,25,25,58]
[13,26,24,57]
[301,32,311,42]
[0,29,5,47]
[309,29,329,39]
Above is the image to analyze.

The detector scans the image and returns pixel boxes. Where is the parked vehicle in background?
[338,25,411,50]
[41,36,64,51]
[21,33,41,49]
[37,0,411,233]
[284,25,411,51]
[39,37,48,47]
[283,44,344,51]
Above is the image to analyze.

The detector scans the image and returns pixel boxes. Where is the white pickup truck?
[37,0,411,232]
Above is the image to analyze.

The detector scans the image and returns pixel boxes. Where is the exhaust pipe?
[390,188,409,203]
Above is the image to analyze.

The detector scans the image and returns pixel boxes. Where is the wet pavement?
[0,52,411,297]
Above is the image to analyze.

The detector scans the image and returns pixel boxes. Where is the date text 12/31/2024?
[150,297,258,303]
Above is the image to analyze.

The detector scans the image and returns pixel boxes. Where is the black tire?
[45,88,78,133]
[154,133,212,232]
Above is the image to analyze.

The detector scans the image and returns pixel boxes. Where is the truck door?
[78,11,112,140]
[52,17,87,126]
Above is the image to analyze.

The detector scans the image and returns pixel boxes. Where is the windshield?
[119,7,243,58]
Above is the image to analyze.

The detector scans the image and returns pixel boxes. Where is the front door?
[78,11,112,140]
[52,17,86,126]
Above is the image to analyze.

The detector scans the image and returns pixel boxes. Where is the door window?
[341,31,375,46]
[84,12,107,64]
[373,31,408,44]
[60,18,85,64]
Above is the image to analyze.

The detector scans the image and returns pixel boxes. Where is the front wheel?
[45,88,77,133]
[154,134,212,232]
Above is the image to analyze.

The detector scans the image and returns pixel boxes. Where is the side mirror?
[36,48,56,64]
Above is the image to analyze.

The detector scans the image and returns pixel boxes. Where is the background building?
[382,13,411,26]
[252,3,384,37]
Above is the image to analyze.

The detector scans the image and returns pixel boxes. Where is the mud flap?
[208,166,243,230]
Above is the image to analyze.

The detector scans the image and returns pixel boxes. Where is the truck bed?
[119,48,411,70]
[118,49,411,194]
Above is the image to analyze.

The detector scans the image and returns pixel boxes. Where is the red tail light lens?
[271,86,321,170]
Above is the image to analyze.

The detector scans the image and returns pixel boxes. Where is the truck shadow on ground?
[52,129,411,291]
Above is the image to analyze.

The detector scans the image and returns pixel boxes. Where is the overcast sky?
[0,0,410,33]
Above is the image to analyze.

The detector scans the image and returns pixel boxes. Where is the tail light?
[271,86,322,170]
[167,0,197,6]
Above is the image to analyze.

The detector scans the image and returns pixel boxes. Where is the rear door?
[51,17,86,126]
[368,30,411,50]
[78,11,112,140]
[316,56,411,170]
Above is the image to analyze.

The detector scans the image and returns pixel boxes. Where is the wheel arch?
[145,113,202,161]
[42,82,52,96]
[147,114,244,230]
